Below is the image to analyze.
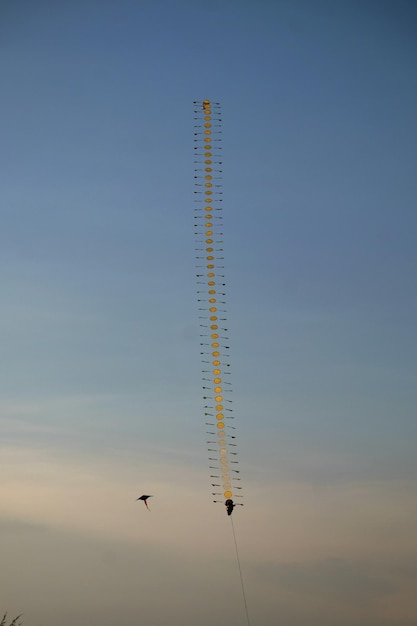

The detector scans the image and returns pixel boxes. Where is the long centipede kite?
[193,99,243,517]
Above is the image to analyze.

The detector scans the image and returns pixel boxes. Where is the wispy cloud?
[0,516,47,534]
[255,557,395,602]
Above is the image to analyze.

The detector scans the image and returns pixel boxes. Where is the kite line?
[193,98,251,625]
[231,514,251,626]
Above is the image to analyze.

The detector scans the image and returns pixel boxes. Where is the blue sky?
[1,1,417,625]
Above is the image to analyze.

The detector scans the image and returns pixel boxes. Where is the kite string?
[230,515,251,626]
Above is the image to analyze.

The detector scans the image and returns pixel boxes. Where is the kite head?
[225,499,234,516]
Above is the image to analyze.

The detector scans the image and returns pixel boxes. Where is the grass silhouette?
[1,615,23,626]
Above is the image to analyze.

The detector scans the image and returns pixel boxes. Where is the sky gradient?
[1,1,417,625]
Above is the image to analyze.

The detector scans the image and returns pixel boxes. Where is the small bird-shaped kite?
[137,495,152,511]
